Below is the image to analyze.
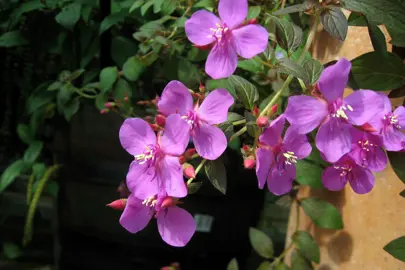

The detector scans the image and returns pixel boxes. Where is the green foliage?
[249,227,274,259]
[55,3,82,30]
[227,258,239,270]
[0,160,30,193]
[2,242,22,260]
[302,59,324,85]
[99,66,119,92]
[0,31,28,47]
[384,236,405,262]
[295,160,324,188]
[387,152,405,184]
[278,58,309,83]
[301,198,344,230]
[205,158,227,194]
[292,231,320,263]
[123,57,144,81]
[291,251,313,270]
[320,7,348,41]
[228,75,259,110]
[268,15,303,53]
[23,141,44,163]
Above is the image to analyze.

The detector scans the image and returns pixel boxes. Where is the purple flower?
[119,117,190,200]
[368,94,405,151]
[157,80,234,160]
[284,58,384,163]
[256,115,312,195]
[120,194,196,247]
[348,128,387,172]
[185,0,268,79]
[322,155,375,194]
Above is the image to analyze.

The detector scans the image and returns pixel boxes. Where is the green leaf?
[17,124,34,144]
[301,197,344,229]
[292,231,320,263]
[367,22,387,54]
[384,236,405,262]
[244,111,259,138]
[341,0,405,47]
[226,258,239,270]
[99,10,127,34]
[10,1,45,27]
[0,31,28,47]
[272,2,317,16]
[99,66,118,92]
[295,160,324,188]
[30,109,44,135]
[206,78,237,98]
[27,91,55,114]
[195,0,215,9]
[187,182,202,195]
[57,84,74,113]
[153,0,164,13]
[55,3,82,30]
[160,0,178,15]
[63,99,80,121]
[219,122,234,140]
[130,0,145,12]
[228,75,259,110]
[238,58,262,73]
[23,141,44,163]
[0,160,29,192]
[178,59,201,86]
[348,12,367,26]
[123,57,144,81]
[205,159,227,194]
[32,163,46,182]
[114,78,132,100]
[389,87,405,98]
[291,251,313,270]
[141,1,154,15]
[257,261,272,270]
[48,81,63,91]
[303,59,324,85]
[276,262,291,270]
[269,15,303,53]
[95,93,108,110]
[350,52,405,91]
[387,151,405,184]
[3,242,22,260]
[279,58,309,83]
[321,7,348,41]
[47,181,59,198]
[249,227,274,259]
[226,112,244,123]
[247,6,261,20]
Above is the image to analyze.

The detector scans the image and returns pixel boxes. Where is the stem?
[254,57,274,69]
[298,78,307,92]
[281,0,287,9]
[259,14,320,117]
[26,173,35,204]
[186,159,207,185]
[75,88,97,99]
[229,126,247,142]
[232,119,246,126]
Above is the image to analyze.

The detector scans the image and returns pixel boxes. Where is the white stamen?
[283,151,297,165]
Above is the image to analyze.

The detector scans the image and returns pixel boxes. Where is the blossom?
[348,128,387,172]
[185,0,268,79]
[322,155,375,194]
[119,116,190,200]
[120,194,196,247]
[368,94,405,151]
[284,58,384,163]
[256,115,312,195]
[157,80,234,160]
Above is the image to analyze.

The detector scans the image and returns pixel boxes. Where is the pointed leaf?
[348,12,367,26]
[367,22,387,55]
[123,57,144,81]
[384,236,405,262]
[227,258,239,270]
[249,227,274,259]
[321,7,348,41]
[303,59,324,84]
[206,78,237,98]
[228,75,259,110]
[99,66,118,92]
[269,16,303,53]
[279,58,309,83]
[17,124,34,144]
[63,98,80,121]
[0,31,28,47]
[23,141,44,163]
[99,11,127,34]
[114,78,133,100]
[187,182,203,194]
[296,160,324,188]
[0,160,30,193]
[291,251,313,270]
[272,1,318,15]
[130,0,145,13]
[292,231,320,263]
[205,159,227,194]
[55,3,82,30]
[247,6,261,20]
[238,58,262,73]
[301,197,343,229]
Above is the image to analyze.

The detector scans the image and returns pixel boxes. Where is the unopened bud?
[106,199,127,210]
[149,123,161,131]
[241,144,250,155]
[256,116,269,128]
[193,93,201,99]
[144,116,153,122]
[193,43,212,50]
[184,148,196,159]
[183,163,196,178]
[155,114,166,126]
[104,102,116,108]
[151,95,160,105]
[199,82,205,93]
[124,96,129,103]
[244,157,256,169]
[270,104,278,115]
[179,155,185,164]
[252,105,260,117]
[100,108,110,114]
[137,100,145,105]
[248,18,257,24]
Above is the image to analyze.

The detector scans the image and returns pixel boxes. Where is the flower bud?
[178,155,185,164]
[270,104,278,115]
[199,82,205,93]
[183,163,196,178]
[256,116,269,128]
[123,96,129,103]
[155,114,166,126]
[247,18,257,24]
[149,123,161,131]
[193,92,202,99]
[244,156,256,169]
[359,122,377,133]
[100,108,110,114]
[106,199,127,211]
[252,105,260,117]
[193,44,212,50]
[104,102,116,109]
[184,148,196,159]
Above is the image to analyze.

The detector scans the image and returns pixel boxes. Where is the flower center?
[134,144,160,165]
[274,145,297,174]
[357,139,376,163]
[142,196,157,207]
[330,99,353,120]
[384,113,401,129]
[283,151,298,165]
[334,161,353,178]
[209,23,230,45]
[182,110,198,129]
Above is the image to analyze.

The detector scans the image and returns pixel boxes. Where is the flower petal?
[259,115,285,147]
[255,148,273,189]
[368,95,392,132]
[322,166,348,191]
[382,127,405,151]
[119,118,156,156]
[349,165,375,194]
[158,80,194,116]
[367,147,388,172]
[198,89,234,125]
[232,25,268,59]
[119,195,153,233]
[394,106,405,129]
[157,206,196,247]
[160,114,191,156]
[126,161,159,199]
[185,10,220,46]
[285,95,328,134]
[267,165,295,195]
[158,156,187,198]
[316,118,351,163]
[218,0,247,29]
[205,41,238,79]
[345,90,384,126]
[283,127,312,159]
[318,58,351,102]
[193,122,227,160]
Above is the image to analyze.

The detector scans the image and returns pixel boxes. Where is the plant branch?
[232,119,246,126]
[230,126,247,142]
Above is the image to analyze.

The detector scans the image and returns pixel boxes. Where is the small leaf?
[301,197,344,229]
[238,58,262,73]
[219,122,234,140]
[206,78,237,98]
[195,0,215,9]
[244,111,259,138]
[348,12,367,27]
[291,251,313,270]
[187,182,202,194]
[32,163,46,182]
[257,261,272,270]
[269,16,303,53]
[303,59,324,85]
[276,262,291,270]
[226,112,244,123]
[279,58,309,83]
[0,160,29,192]
[23,141,44,163]
[99,66,118,92]
[384,236,405,262]
[141,1,154,16]
[63,98,80,121]
[227,258,239,270]
[95,93,108,110]
[153,0,164,13]
[0,31,28,47]
[17,124,34,144]
[296,160,324,188]
[228,75,259,110]
[3,242,22,260]
[99,11,127,34]
[205,159,227,194]
[55,3,82,30]
[247,6,261,20]
[69,69,85,81]
[114,79,133,100]
[48,81,63,91]
[178,59,201,86]
[123,57,144,81]
[388,151,405,184]
[130,0,145,13]
[366,20,387,55]
[321,7,348,41]
[292,231,320,263]
[249,227,274,259]
[27,90,55,114]
[57,84,74,113]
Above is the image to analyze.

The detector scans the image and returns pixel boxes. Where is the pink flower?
[368,94,405,151]
[256,115,312,195]
[157,81,234,160]
[284,58,384,163]
[119,117,190,200]
[322,154,375,194]
[185,0,268,79]
[120,194,196,247]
